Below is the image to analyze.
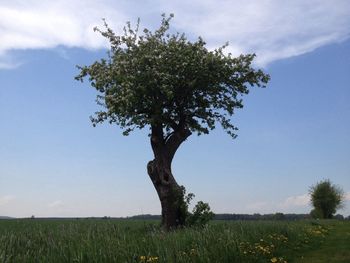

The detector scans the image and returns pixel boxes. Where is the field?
[0,219,349,263]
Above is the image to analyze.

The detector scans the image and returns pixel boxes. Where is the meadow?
[0,219,349,263]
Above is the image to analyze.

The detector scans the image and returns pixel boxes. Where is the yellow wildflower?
[139,256,159,262]
[271,257,278,263]
[146,256,159,262]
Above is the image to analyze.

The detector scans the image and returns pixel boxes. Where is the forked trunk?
[147,124,191,230]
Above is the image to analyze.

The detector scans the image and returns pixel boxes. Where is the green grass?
[0,219,348,262]
[295,220,350,263]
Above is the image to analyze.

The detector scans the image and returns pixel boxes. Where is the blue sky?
[0,0,349,217]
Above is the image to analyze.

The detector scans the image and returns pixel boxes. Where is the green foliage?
[309,179,345,219]
[75,14,269,138]
[178,186,214,227]
[187,201,215,227]
[175,185,193,225]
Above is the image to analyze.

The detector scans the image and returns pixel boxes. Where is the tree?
[75,14,270,229]
[309,179,345,219]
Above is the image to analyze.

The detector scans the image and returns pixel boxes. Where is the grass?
[0,219,348,262]
[295,220,350,263]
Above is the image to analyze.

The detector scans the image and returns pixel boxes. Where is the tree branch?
[164,131,175,143]
[165,128,192,162]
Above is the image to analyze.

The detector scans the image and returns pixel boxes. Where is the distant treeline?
[1,214,348,220]
[126,213,348,221]
[214,213,310,221]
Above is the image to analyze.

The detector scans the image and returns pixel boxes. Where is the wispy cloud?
[345,192,350,201]
[163,0,350,65]
[0,53,23,69]
[245,201,270,213]
[280,193,310,208]
[0,61,22,70]
[0,1,127,56]
[48,200,64,208]
[47,200,72,215]
[245,192,350,215]
[0,195,15,206]
[0,0,349,68]
[244,193,311,214]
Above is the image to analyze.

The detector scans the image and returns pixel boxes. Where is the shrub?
[179,186,214,227]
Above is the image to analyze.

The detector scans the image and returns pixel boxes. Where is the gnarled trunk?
[147,158,186,229]
[147,124,191,230]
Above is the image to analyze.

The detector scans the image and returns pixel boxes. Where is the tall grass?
[0,219,328,262]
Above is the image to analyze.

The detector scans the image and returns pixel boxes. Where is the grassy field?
[0,219,348,263]
[296,220,350,263]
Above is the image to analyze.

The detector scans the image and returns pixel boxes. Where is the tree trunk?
[147,124,191,230]
[147,158,186,230]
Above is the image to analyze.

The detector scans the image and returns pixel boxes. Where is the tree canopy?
[76,14,269,139]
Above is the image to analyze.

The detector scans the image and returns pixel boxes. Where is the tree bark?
[147,124,191,230]
[147,158,185,229]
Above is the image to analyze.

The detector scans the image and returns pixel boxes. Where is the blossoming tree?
[76,14,270,229]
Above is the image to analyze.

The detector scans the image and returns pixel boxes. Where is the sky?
[0,0,349,218]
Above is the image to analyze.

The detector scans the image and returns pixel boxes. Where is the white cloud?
[0,53,23,69]
[47,200,72,215]
[0,195,15,206]
[243,194,311,214]
[246,201,270,212]
[0,0,349,68]
[48,200,64,208]
[345,192,350,201]
[162,0,350,65]
[0,0,128,68]
[280,193,310,208]
[0,61,22,69]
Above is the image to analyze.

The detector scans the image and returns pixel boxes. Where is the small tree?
[309,179,345,219]
[76,14,269,229]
